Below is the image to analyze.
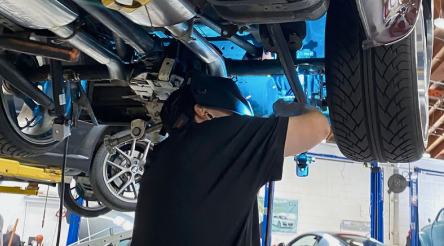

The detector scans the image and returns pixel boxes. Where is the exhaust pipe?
[166,22,228,77]
[104,0,228,77]
[0,0,126,85]
[51,25,127,86]
[72,0,157,56]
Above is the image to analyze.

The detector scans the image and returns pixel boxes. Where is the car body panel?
[412,208,444,246]
[286,232,385,246]
[355,0,422,47]
[13,121,108,174]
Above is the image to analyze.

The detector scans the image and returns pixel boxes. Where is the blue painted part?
[415,168,444,176]
[305,152,349,161]
[261,182,274,246]
[370,163,384,243]
[66,198,83,245]
[410,173,419,246]
[261,183,269,246]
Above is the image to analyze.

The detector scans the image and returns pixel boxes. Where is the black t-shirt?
[131,115,288,246]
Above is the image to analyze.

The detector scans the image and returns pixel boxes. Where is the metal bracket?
[72,82,98,126]
[158,58,175,82]
[131,119,147,139]
[220,24,238,38]
[52,118,71,141]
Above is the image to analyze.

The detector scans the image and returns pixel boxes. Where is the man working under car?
[131,72,330,246]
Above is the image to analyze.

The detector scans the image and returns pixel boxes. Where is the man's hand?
[273,98,319,117]
[273,99,330,157]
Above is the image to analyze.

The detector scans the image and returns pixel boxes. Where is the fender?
[355,0,426,47]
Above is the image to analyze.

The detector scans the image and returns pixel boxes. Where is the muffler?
[102,0,228,77]
[0,0,127,84]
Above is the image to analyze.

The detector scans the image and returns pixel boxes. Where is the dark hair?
[160,85,196,133]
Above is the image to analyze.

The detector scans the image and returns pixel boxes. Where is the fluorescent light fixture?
[435,18,444,29]
[436,1,444,29]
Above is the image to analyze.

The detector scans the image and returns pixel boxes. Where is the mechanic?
[2,225,20,246]
[131,72,330,246]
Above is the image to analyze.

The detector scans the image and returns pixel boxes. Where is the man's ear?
[194,104,206,117]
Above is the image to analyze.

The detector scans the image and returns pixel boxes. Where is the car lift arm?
[0,158,61,195]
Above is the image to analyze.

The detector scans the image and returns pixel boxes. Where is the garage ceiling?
[427,0,444,159]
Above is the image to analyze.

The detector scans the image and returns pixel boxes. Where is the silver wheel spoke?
[106,170,127,184]
[130,139,137,158]
[116,148,132,161]
[117,178,133,195]
[142,140,151,160]
[131,181,138,199]
[106,160,124,170]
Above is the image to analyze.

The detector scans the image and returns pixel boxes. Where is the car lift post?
[261,182,275,246]
[66,198,83,245]
[370,162,384,243]
[409,168,444,246]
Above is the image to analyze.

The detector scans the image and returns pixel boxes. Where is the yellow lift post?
[0,158,61,195]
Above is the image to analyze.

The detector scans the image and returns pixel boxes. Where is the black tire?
[91,130,153,212]
[59,181,111,218]
[0,67,59,157]
[325,0,427,162]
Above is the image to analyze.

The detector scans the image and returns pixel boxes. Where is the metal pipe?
[0,35,79,62]
[25,64,145,82]
[0,56,54,109]
[429,105,444,112]
[0,0,77,29]
[226,59,325,76]
[166,22,228,77]
[72,0,156,55]
[197,15,261,57]
[51,25,127,86]
[0,0,126,85]
[267,23,307,102]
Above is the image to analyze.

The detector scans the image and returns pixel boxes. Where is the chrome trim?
[120,0,196,27]
[0,0,77,29]
[166,22,228,77]
[355,0,422,46]
[414,9,429,147]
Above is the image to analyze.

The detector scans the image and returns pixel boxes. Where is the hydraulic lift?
[0,157,61,195]
[408,167,444,246]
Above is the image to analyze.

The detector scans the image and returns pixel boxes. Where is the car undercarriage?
[0,0,432,165]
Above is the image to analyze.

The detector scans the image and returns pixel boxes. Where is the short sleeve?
[184,115,289,188]
[232,116,289,183]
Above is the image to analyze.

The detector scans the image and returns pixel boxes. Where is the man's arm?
[284,110,330,157]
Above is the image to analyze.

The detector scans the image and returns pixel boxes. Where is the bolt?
[55,130,59,134]
[222,30,229,35]
[132,127,141,136]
